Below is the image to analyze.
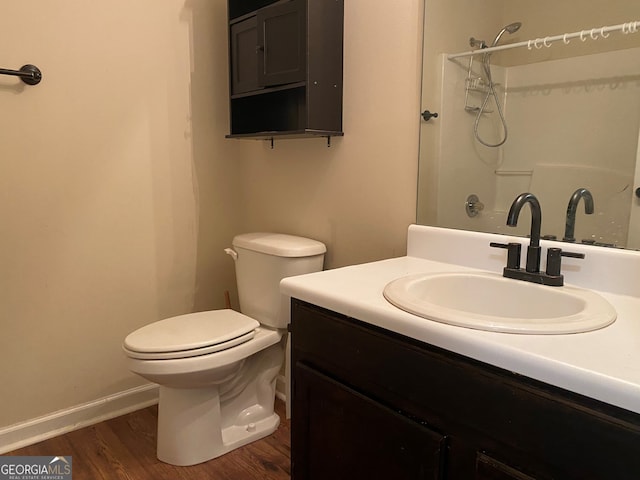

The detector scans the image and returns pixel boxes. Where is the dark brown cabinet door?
[293,363,446,480]
[257,0,305,87]
[230,16,259,95]
[475,453,539,480]
[231,1,305,95]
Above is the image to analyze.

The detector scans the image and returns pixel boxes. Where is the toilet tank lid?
[232,233,326,257]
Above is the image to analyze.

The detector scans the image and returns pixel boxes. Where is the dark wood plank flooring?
[7,400,290,480]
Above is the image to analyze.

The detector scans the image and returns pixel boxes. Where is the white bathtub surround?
[432,47,640,247]
[281,225,640,414]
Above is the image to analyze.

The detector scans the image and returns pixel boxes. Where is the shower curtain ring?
[590,28,599,40]
[600,27,609,38]
[543,37,552,47]
[527,40,533,50]
[622,22,636,34]
[580,30,588,42]
[534,38,543,49]
[563,33,571,44]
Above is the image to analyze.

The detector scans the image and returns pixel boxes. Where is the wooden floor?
[7,400,291,480]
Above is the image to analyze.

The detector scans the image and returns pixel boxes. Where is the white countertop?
[281,225,640,414]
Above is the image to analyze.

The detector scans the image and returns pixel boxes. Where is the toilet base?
[156,384,281,466]
[220,411,280,454]
[155,342,284,466]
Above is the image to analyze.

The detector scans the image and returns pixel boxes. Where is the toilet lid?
[123,309,259,360]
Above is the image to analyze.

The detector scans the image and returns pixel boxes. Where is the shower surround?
[435,46,639,247]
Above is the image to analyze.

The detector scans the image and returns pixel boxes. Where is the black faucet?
[490,192,585,286]
[563,188,594,242]
[507,192,542,273]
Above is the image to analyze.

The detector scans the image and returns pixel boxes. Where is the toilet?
[122,233,326,466]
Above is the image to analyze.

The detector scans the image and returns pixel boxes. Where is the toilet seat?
[123,309,260,360]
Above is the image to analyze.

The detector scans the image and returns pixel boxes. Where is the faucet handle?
[561,250,585,259]
[545,247,585,278]
[490,242,521,269]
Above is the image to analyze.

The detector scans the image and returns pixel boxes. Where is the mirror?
[417,0,640,249]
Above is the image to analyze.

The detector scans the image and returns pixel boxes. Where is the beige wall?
[0,0,422,429]
[0,0,241,427]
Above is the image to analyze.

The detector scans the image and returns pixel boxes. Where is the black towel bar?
[0,64,42,85]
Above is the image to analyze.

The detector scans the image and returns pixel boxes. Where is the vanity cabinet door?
[292,363,446,480]
[475,453,538,480]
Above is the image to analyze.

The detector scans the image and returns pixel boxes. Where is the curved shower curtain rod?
[447,20,640,60]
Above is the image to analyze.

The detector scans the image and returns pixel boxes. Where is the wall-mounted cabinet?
[226,0,344,141]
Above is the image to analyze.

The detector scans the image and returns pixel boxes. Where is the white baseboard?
[0,383,159,454]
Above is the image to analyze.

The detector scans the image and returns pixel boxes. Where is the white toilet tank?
[230,233,326,329]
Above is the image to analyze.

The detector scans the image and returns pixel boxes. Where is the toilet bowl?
[122,233,326,466]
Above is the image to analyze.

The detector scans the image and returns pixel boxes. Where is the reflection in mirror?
[417,0,640,249]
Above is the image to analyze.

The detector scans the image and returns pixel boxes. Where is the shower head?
[505,22,522,34]
[491,22,522,47]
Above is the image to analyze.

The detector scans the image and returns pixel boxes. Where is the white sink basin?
[383,272,616,334]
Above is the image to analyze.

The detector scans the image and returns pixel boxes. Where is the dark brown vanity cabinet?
[291,299,640,480]
[227,0,343,140]
[295,364,446,479]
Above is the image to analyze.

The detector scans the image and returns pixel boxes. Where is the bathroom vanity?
[282,226,640,479]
